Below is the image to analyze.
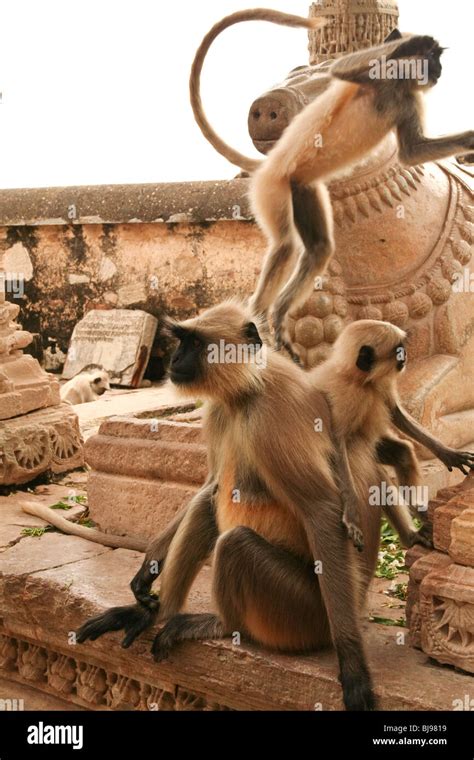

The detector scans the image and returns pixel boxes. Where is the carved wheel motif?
[429,595,474,653]
[50,422,82,463]
[12,431,49,471]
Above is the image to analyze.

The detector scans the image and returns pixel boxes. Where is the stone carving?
[0,251,84,484]
[407,475,474,674]
[308,0,399,65]
[0,630,232,711]
[62,308,158,387]
[47,652,77,695]
[76,662,108,705]
[0,633,18,671]
[17,641,48,683]
[0,404,83,485]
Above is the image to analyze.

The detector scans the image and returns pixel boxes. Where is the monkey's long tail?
[20,501,148,552]
[189,9,327,173]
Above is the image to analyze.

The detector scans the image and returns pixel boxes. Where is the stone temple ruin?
[0,0,473,711]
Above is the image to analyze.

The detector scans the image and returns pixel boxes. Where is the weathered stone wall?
[0,181,261,357]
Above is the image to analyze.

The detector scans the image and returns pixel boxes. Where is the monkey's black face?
[356,345,375,373]
[169,327,205,386]
[427,46,443,84]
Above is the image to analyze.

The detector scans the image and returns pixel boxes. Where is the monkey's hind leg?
[213,526,331,653]
[249,172,298,320]
[151,613,228,662]
[272,181,335,359]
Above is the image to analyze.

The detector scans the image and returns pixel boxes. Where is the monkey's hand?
[438,448,474,476]
[76,602,159,649]
[130,562,162,607]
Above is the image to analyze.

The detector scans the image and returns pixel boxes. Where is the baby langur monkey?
[60,368,110,405]
[190,11,474,359]
[312,320,474,548]
[76,301,410,712]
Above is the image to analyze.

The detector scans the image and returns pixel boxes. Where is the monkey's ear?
[244,321,262,347]
[163,317,187,340]
[384,28,402,42]
[356,345,375,372]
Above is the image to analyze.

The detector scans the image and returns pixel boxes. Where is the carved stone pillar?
[308,0,399,64]
[0,252,83,484]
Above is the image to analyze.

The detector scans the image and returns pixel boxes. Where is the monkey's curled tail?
[189,9,327,173]
[21,501,148,552]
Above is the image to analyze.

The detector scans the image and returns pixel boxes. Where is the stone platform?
[1,488,472,711]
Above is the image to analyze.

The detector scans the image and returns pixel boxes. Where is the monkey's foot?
[76,603,158,649]
[151,613,225,662]
[342,513,364,552]
[341,671,377,711]
[408,523,433,550]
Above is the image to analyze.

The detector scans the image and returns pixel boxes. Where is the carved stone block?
[450,508,474,567]
[406,548,452,649]
[419,563,474,673]
[0,403,84,485]
[85,417,205,541]
[434,491,474,553]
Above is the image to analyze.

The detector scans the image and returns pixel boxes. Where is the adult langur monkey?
[77,301,432,712]
[189,10,474,359]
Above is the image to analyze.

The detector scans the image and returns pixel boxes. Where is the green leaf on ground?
[370,615,406,627]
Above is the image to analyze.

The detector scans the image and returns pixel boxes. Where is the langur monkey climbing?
[190,10,474,358]
[311,320,474,547]
[77,301,431,712]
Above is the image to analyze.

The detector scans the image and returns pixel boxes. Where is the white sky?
[0,0,471,189]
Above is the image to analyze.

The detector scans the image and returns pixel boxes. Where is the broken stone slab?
[0,538,472,711]
[62,309,158,388]
[450,508,474,567]
[0,354,60,420]
[433,491,474,553]
[0,403,84,485]
[419,563,474,674]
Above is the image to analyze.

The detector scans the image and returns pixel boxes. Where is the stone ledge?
[0,181,253,227]
[1,492,472,711]
[1,545,472,711]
